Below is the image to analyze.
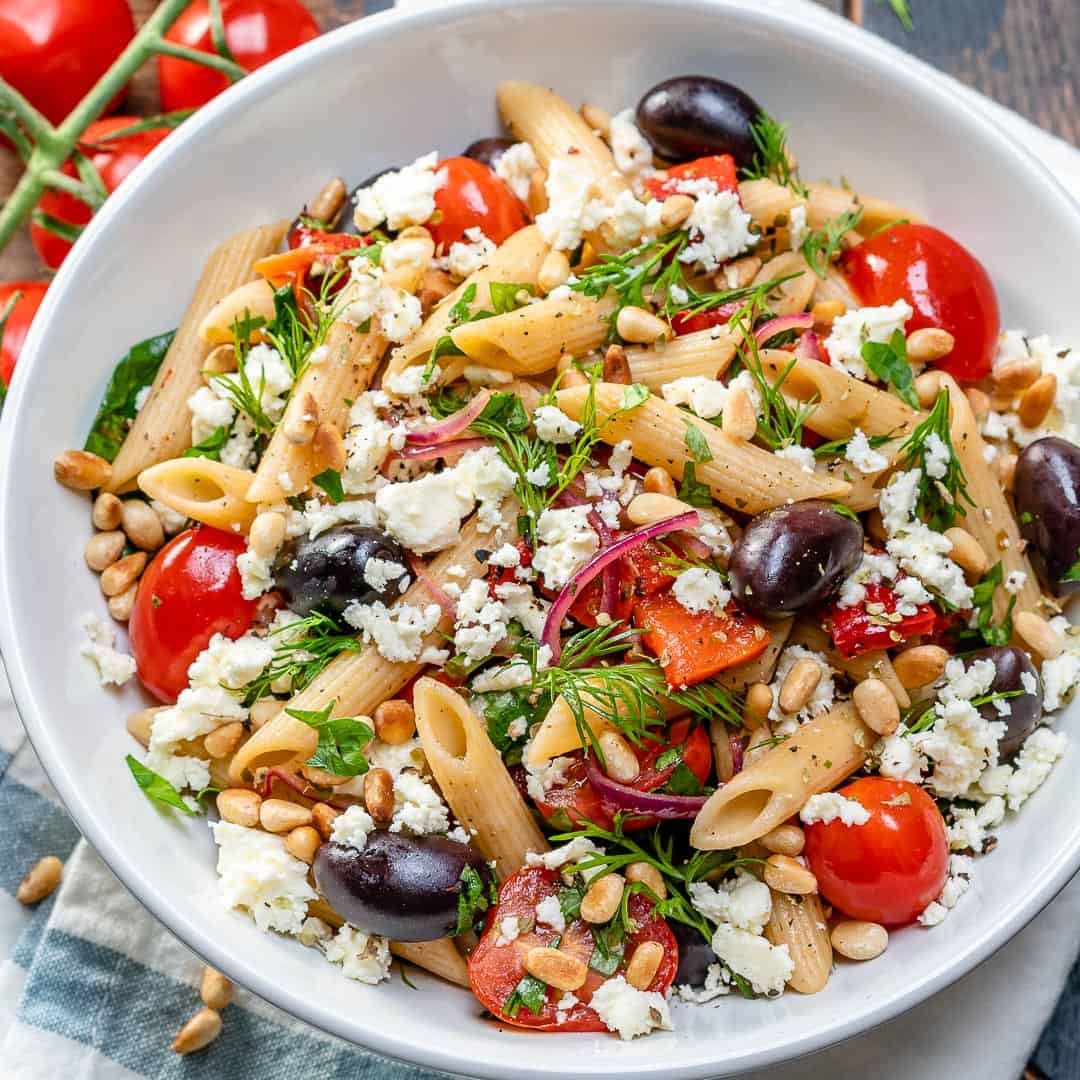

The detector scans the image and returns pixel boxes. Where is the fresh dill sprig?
[813,430,895,458]
[669,679,744,729]
[882,0,914,31]
[801,206,863,278]
[262,276,343,383]
[904,689,1023,735]
[208,311,275,434]
[740,112,809,198]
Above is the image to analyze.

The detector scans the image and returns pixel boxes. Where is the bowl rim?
[3,0,1080,1075]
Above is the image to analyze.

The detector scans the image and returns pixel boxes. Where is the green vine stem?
[0,0,246,256]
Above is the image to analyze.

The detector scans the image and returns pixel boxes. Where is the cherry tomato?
[645,154,739,201]
[30,117,172,270]
[0,281,48,389]
[0,0,134,127]
[469,866,678,1031]
[841,223,1000,382]
[670,305,739,336]
[129,526,257,704]
[158,0,320,112]
[428,157,528,249]
[803,777,949,926]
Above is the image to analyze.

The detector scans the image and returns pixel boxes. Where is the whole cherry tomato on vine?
[0,282,48,392]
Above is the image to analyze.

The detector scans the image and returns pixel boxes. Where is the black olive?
[636,76,762,167]
[971,646,1043,761]
[338,166,399,237]
[463,137,516,170]
[1014,437,1080,595]
[313,832,492,941]
[728,501,863,619]
[272,524,407,617]
[669,919,716,988]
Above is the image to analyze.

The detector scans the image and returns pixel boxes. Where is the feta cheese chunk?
[800,792,870,827]
[493,141,539,202]
[689,872,772,935]
[331,805,377,852]
[824,301,913,380]
[536,158,610,251]
[844,428,889,474]
[532,505,599,590]
[323,924,392,984]
[660,375,728,420]
[78,612,136,686]
[678,188,756,272]
[344,600,442,663]
[609,109,656,192]
[672,567,731,617]
[918,854,974,928]
[390,771,450,835]
[710,924,793,996]
[533,404,582,444]
[351,151,440,232]
[588,976,672,1040]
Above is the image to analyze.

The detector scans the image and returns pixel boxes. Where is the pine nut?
[310,176,347,226]
[560,367,588,388]
[616,305,671,345]
[1015,610,1065,660]
[285,825,322,864]
[642,467,676,497]
[312,422,346,473]
[301,764,348,788]
[852,678,900,736]
[660,194,695,230]
[85,530,126,572]
[127,706,162,747]
[992,356,1041,392]
[527,168,548,216]
[1018,373,1057,429]
[717,255,761,290]
[580,102,612,137]
[830,920,888,961]
[626,492,692,526]
[16,855,62,904]
[944,527,990,581]
[120,499,165,551]
[761,824,805,857]
[523,947,588,992]
[964,387,991,422]
[913,371,944,409]
[996,451,1017,492]
[284,391,320,446]
[905,327,955,363]
[202,342,236,376]
[200,966,234,1011]
[260,799,312,834]
[172,1008,222,1055]
[420,268,455,315]
[580,874,625,924]
[598,730,639,783]
[92,492,123,530]
[602,343,632,385]
[626,940,665,990]
[779,658,821,714]
[249,698,283,730]
[100,552,146,597]
[743,683,773,729]
[364,767,395,823]
[625,861,667,900]
[107,583,138,622]
[249,511,285,560]
[373,699,416,744]
[538,249,571,293]
[722,386,757,441]
[311,802,342,841]
[204,721,245,759]
[54,449,112,490]
[217,789,262,828]
[892,644,949,689]
[811,300,846,330]
[764,854,817,895]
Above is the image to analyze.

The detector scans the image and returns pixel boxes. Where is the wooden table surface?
[0,0,1076,281]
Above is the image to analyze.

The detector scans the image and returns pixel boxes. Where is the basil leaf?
[488,281,535,314]
[557,884,585,922]
[1062,554,1080,583]
[182,425,230,461]
[454,865,495,936]
[504,972,548,1018]
[861,330,919,409]
[678,462,712,508]
[287,703,373,777]
[667,762,705,796]
[313,468,345,504]
[126,754,196,815]
[683,421,713,464]
[620,383,650,411]
[589,920,625,976]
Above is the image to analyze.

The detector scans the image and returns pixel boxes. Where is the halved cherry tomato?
[670,306,739,336]
[30,117,172,270]
[803,777,949,926]
[0,281,48,390]
[824,581,937,659]
[129,526,257,704]
[568,541,676,628]
[428,157,528,249]
[841,223,1000,382]
[646,154,738,201]
[158,0,320,112]
[469,866,678,1030]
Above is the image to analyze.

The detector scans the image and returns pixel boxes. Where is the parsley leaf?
[126,755,196,815]
[286,701,373,777]
[678,462,712,507]
[861,330,919,408]
[488,281,535,314]
[313,468,345,504]
[666,762,705,796]
[455,865,496,936]
[589,920,626,976]
[1062,555,1080,583]
[558,884,585,922]
[969,562,1018,647]
[684,421,713,464]
[801,206,863,278]
[504,972,548,1018]
[181,425,230,461]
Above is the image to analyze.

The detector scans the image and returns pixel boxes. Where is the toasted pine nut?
[626,492,692,526]
[616,305,671,345]
[202,342,236,376]
[120,499,165,551]
[716,255,760,290]
[560,368,589,388]
[743,682,773,729]
[172,1008,222,1055]
[996,451,1017,492]
[310,176,347,226]
[364,767,395,823]
[311,802,342,841]
[1015,610,1065,660]
[964,387,991,422]
[55,449,112,490]
[126,706,162,747]
[764,854,817,895]
[260,798,313,834]
[722,386,757,441]
[523,947,588,992]
[625,861,667,900]
[580,874,625,924]
[216,789,262,828]
[852,678,900,736]
[249,698,283,730]
[312,422,346,473]
[285,825,322,864]
[992,356,1041,392]
[527,168,548,216]
[598,730,639,783]
[85,530,125,572]
[419,268,455,315]
[914,371,944,409]
[642,467,676,496]
[538,249,571,293]
[204,721,245,759]
[760,824,805,857]
[92,491,123,530]
[200,966,234,1011]
[778,658,821,714]
[249,511,285,560]
[811,300,845,330]
[16,855,62,904]
[943,527,990,581]
[602,343,632,385]
[284,391,320,446]
[300,764,347,789]
[580,102,612,136]
[866,508,887,544]
[100,552,147,597]
[892,644,948,689]
[107,583,138,622]
[1018,373,1057,429]
[830,920,888,961]
[905,327,955,363]
[626,940,665,990]
[374,699,416,744]
[660,194,695,230]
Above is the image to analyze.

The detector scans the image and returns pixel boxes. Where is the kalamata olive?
[669,919,718,988]
[972,646,1043,761]
[338,166,398,236]
[1014,437,1080,595]
[313,831,492,941]
[464,137,516,170]
[729,501,863,619]
[636,76,762,167]
[272,524,407,617]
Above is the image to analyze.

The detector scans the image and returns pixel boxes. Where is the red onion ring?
[382,438,490,474]
[730,734,745,776]
[260,768,352,810]
[407,553,456,618]
[587,509,619,620]
[405,388,491,446]
[584,754,708,819]
[755,313,814,347]
[795,329,822,362]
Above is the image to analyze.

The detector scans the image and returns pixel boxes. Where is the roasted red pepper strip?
[645,154,739,200]
[825,581,937,659]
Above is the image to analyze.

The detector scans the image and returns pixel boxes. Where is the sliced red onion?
[585,754,708,819]
[587,509,618,619]
[730,734,745,776]
[260,768,352,810]
[541,510,700,661]
[405,388,491,446]
[407,553,456,618]
[755,313,814,348]
[795,329,822,362]
[382,438,490,474]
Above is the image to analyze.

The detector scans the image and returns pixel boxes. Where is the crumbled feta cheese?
[453,578,509,663]
[672,567,731,616]
[525,461,552,486]
[323,924,392,984]
[342,263,422,343]
[331,805,377,852]
[342,391,404,494]
[445,226,496,281]
[710,924,793,996]
[1002,727,1066,810]
[536,158,610,251]
[588,976,672,1040]
[923,432,950,480]
[535,894,566,931]
[343,600,442,663]
[526,837,605,881]
[495,915,522,947]
[298,916,333,948]
[947,796,1005,853]
[151,500,188,534]
[844,428,889,474]
[835,551,901,609]
[768,646,835,731]
[236,547,275,601]
[788,205,809,252]
[286,495,380,540]
[676,963,732,1003]
[494,582,549,641]
[390,770,449,835]
[487,543,521,568]
[463,365,513,386]
[915,698,1004,799]
[532,505,599,590]
[689,872,772,935]
[774,444,816,474]
[607,190,665,247]
[918,854,974,927]
[609,108,656,192]
[78,612,136,686]
[1040,621,1080,711]
[800,792,870,827]
[351,151,440,232]
[362,556,408,595]
[555,991,579,1023]
[678,187,756,272]
[660,375,728,419]
[533,404,582,443]
[824,301,913,380]
[524,755,575,802]
[876,725,927,783]
[1004,570,1028,595]
[493,141,539,202]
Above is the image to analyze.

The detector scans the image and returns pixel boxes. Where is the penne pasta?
[138,457,258,533]
[717,618,793,695]
[765,891,833,994]
[625,328,737,392]
[737,179,802,230]
[806,181,920,232]
[229,710,318,784]
[812,266,860,308]
[752,252,815,316]
[198,279,278,344]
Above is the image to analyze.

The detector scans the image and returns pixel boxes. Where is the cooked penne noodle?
[137,457,258,533]
[198,279,278,344]
[765,891,833,994]
[737,179,802,230]
[717,618,793,694]
[752,252,815,315]
[806,181,920,232]
[526,688,617,765]
[812,266,860,308]
[229,709,319,784]
[626,328,737,391]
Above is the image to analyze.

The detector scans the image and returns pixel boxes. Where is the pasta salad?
[54,75,1080,1041]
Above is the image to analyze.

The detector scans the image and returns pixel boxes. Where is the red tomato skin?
[30,118,172,270]
[129,526,257,704]
[428,157,528,248]
[0,0,134,126]
[0,281,48,387]
[804,777,949,926]
[158,0,320,111]
[841,224,1000,381]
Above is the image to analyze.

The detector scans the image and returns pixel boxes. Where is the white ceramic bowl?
[2,1,1079,1075]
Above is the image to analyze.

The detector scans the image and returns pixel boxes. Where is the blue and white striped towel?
[4,0,1080,1076]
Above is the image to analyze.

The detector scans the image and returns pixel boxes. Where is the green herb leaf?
[881,0,914,31]
[813,430,893,458]
[473,688,538,765]
[968,562,1018,647]
[488,281,535,314]
[861,330,919,408]
[181,425,230,461]
[504,972,549,1018]
[313,468,345,504]
[589,920,626,976]
[455,865,496,936]
[684,421,713,464]
[801,206,863,278]
[666,762,705,796]
[621,383,650,411]
[558,884,585,922]
[286,700,373,778]
[678,461,712,507]
[126,755,197,815]
[741,112,808,197]
[1062,555,1080,583]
